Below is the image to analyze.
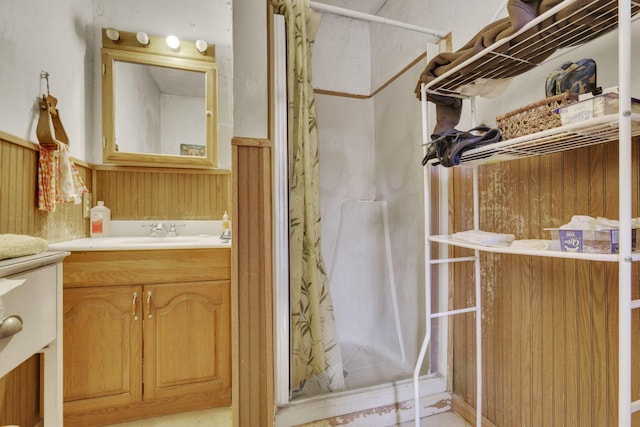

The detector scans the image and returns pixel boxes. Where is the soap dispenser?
[221,211,231,240]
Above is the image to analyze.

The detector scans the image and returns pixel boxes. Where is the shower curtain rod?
[309,1,447,40]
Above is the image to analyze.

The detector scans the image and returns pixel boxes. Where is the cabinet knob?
[0,315,24,339]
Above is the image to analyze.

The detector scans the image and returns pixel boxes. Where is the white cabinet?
[0,251,67,427]
[414,1,639,426]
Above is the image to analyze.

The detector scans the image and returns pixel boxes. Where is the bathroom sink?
[111,236,202,245]
[48,235,230,251]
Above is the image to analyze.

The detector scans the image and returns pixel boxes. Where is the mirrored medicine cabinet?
[101,28,218,168]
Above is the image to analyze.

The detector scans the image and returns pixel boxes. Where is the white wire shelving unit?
[413,0,640,426]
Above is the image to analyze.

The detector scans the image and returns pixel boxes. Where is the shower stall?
[329,200,409,390]
[273,6,451,425]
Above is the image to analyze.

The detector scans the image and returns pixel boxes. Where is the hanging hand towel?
[57,142,88,204]
[37,147,58,212]
[36,92,88,211]
[37,145,88,211]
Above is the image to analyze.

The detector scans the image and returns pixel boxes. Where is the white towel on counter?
[510,239,551,250]
[0,234,49,261]
[452,230,515,246]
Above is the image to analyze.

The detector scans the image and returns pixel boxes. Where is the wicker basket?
[496,92,579,140]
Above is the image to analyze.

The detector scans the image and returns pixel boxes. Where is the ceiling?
[310,0,389,16]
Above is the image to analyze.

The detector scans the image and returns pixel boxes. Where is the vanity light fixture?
[136,32,150,46]
[105,28,120,41]
[195,39,208,54]
[166,35,180,50]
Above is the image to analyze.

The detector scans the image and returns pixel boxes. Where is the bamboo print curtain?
[271,0,345,397]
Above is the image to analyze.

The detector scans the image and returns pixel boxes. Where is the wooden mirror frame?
[101,29,218,168]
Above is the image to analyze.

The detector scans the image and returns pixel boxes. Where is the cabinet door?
[143,280,231,400]
[63,286,143,410]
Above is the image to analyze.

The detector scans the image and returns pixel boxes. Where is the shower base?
[341,342,413,390]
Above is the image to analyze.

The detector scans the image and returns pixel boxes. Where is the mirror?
[102,29,217,168]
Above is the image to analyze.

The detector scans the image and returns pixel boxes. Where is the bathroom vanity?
[0,251,68,427]
[56,246,231,426]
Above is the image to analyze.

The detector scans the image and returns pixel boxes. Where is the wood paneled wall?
[0,132,92,427]
[231,137,274,427]
[0,132,92,242]
[1,131,231,426]
[450,140,640,426]
[94,166,231,220]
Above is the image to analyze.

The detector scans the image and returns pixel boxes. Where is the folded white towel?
[0,234,49,261]
[452,230,515,246]
[511,239,550,250]
[560,215,597,230]
[560,215,630,230]
[595,216,619,228]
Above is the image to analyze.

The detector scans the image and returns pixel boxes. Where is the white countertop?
[0,251,69,278]
[47,220,231,251]
[48,235,230,251]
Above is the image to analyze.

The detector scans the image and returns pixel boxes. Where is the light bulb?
[136,32,150,46]
[166,35,180,50]
[195,39,208,54]
[105,28,120,41]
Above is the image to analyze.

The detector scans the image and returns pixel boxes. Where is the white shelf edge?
[424,0,582,92]
[424,113,640,168]
[428,234,635,262]
[424,0,640,96]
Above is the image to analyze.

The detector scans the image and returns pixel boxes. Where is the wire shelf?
[424,113,640,167]
[425,0,640,98]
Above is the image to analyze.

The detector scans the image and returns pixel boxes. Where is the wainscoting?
[0,131,92,243]
[94,166,231,221]
[232,136,274,426]
[0,130,231,427]
[449,140,640,426]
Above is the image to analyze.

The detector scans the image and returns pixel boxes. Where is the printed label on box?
[558,230,583,252]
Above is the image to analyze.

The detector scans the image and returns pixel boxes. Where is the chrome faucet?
[167,223,180,237]
[142,222,185,237]
[149,223,168,237]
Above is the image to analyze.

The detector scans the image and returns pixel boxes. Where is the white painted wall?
[0,0,232,168]
[312,14,371,95]
[0,0,93,160]
[232,0,268,139]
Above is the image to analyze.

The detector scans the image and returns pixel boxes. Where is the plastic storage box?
[556,93,640,125]
[547,228,638,253]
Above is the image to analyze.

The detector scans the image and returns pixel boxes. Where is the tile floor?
[402,411,470,426]
[105,407,469,427]
[105,407,231,427]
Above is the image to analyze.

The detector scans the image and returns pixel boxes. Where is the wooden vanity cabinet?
[61,249,231,426]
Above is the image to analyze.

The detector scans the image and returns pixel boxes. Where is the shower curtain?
[271,0,345,397]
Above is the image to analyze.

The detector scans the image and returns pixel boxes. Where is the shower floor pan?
[341,342,414,390]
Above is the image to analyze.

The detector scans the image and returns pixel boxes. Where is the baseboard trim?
[451,394,497,427]
[275,376,449,426]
